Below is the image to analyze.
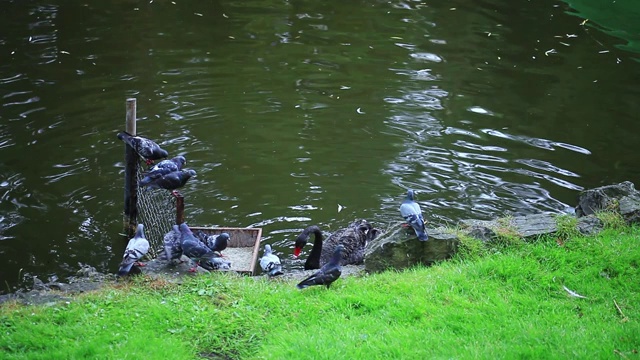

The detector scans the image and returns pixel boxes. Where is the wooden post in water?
[123,98,138,237]
[176,194,185,225]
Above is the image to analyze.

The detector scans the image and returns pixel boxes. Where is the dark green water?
[1,0,638,292]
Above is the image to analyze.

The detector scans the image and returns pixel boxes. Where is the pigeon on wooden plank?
[260,244,284,277]
[117,224,150,276]
[179,223,224,272]
[194,231,230,256]
[117,131,168,165]
[296,245,343,289]
[208,232,229,255]
[399,189,428,241]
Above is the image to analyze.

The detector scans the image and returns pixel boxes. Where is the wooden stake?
[176,194,185,225]
[123,98,138,237]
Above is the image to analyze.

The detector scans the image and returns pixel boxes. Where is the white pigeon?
[117,224,150,276]
[259,244,284,277]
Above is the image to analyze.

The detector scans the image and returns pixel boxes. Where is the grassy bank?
[1,226,639,359]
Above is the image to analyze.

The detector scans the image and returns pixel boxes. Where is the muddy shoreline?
[0,258,366,306]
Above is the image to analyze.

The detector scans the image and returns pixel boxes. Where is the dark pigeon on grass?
[118,224,150,276]
[160,224,183,262]
[399,189,428,241]
[296,244,343,289]
[179,223,226,272]
[117,131,168,165]
[140,156,186,187]
[139,169,196,197]
[260,244,284,277]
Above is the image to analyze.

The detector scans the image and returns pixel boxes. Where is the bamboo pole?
[123,98,138,237]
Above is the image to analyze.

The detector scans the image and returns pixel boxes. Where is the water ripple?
[0,74,27,85]
[410,52,443,63]
[482,128,593,154]
[515,159,580,178]
[44,158,90,185]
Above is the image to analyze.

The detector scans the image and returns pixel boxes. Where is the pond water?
[1,0,638,293]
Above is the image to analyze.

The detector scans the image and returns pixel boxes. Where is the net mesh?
[135,159,178,258]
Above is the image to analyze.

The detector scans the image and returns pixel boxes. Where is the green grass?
[1,227,639,359]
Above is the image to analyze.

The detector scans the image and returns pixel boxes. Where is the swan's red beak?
[293,247,302,258]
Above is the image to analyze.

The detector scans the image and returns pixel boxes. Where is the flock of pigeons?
[117,132,196,196]
[117,222,232,277]
[116,132,430,290]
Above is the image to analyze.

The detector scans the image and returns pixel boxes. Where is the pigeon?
[208,232,229,255]
[139,156,186,187]
[195,231,230,255]
[399,189,428,241]
[200,255,232,271]
[117,131,168,165]
[260,244,284,277]
[161,224,183,262]
[117,224,150,276]
[179,223,226,272]
[139,169,196,197]
[296,244,343,289]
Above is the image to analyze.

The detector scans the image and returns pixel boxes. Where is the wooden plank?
[188,226,262,276]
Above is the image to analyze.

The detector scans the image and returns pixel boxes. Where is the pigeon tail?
[404,214,428,241]
[414,228,429,241]
[139,176,154,187]
[296,282,309,290]
[116,131,131,142]
[268,264,284,277]
[117,257,136,276]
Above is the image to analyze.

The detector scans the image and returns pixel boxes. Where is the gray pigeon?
[179,223,227,272]
[399,189,428,241]
[139,169,196,197]
[297,245,343,289]
[117,131,168,165]
[208,232,229,255]
[195,231,230,256]
[140,156,186,187]
[200,255,232,271]
[161,224,183,262]
[260,244,284,277]
[118,224,150,276]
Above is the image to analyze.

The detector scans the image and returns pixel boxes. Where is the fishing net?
[135,159,179,258]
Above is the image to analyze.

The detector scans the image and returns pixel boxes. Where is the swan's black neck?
[304,226,323,270]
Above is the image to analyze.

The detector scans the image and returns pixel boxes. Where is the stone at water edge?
[363,224,459,273]
[363,213,606,274]
[575,181,640,224]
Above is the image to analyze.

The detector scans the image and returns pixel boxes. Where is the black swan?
[293,219,379,270]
